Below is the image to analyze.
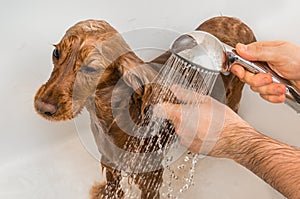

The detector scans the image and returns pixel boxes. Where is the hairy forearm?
[212,124,300,199]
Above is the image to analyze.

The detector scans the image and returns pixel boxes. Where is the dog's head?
[34,20,157,121]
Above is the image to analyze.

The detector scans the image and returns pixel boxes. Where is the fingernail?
[237,43,248,52]
[263,76,271,84]
[276,85,285,94]
[279,94,286,102]
[231,66,237,73]
[231,65,242,77]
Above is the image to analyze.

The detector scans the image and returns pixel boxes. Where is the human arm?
[231,41,300,103]
[153,86,300,198]
[213,123,300,199]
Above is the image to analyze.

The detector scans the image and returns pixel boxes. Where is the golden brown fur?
[34,16,256,198]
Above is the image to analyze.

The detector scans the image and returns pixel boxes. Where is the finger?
[231,64,273,87]
[170,84,206,103]
[260,94,286,103]
[231,63,257,84]
[250,83,286,96]
[152,103,181,124]
[236,41,284,62]
[230,64,246,79]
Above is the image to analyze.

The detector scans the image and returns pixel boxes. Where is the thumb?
[236,42,281,62]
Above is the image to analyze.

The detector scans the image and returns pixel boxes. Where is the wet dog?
[34,16,256,198]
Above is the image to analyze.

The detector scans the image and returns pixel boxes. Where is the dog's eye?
[53,48,60,60]
[80,65,98,73]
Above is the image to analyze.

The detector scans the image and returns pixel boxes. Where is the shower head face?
[171,31,228,73]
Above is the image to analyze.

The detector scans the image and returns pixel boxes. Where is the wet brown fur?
[34,16,256,198]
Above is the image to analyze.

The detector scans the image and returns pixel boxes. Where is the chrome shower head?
[170,30,300,112]
[170,31,229,74]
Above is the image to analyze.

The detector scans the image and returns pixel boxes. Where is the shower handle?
[225,49,300,105]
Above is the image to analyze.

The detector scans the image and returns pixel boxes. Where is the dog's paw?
[90,181,124,199]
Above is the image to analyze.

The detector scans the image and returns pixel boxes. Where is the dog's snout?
[35,98,58,117]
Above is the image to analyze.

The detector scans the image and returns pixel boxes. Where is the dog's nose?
[35,98,58,116]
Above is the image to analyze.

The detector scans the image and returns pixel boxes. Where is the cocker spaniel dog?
[34,16,256,198]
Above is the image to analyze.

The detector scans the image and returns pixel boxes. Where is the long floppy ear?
[98,32,158,96]
[116,52,158,96]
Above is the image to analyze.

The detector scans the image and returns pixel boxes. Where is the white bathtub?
[1,0,300,198]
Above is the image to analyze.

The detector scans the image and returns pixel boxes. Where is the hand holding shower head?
[170,31,300,113]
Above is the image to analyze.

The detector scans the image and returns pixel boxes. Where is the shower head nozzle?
[170,31,229,74]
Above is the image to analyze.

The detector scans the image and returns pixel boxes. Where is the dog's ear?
[99,33,158,96]
[116,52,157,96]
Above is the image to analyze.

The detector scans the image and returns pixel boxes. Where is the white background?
[0,0,300,198]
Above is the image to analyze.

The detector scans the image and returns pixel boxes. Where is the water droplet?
[177,164,185,169]
[184,156,189,162]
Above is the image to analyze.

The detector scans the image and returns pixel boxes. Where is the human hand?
[231,41,300,103]
[152,85,249,156]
